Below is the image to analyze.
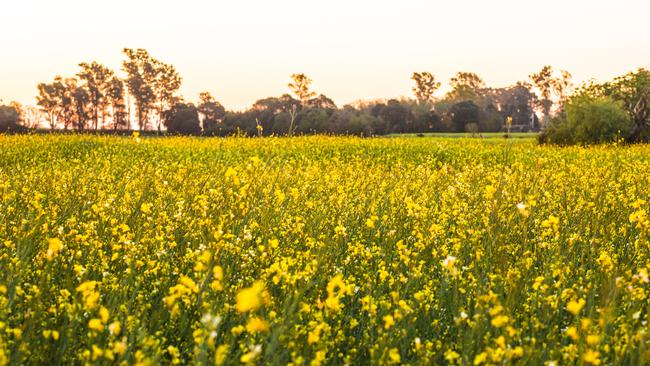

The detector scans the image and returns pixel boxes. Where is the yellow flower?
[587,334,600,346]
[442,255,458,276]
[0,349,7,366]
[179,276,199,293]
[240,345,262,364]
[236,282,266,313]
[596,252,613,272]
[566,298,586,315]
[325,296,342,312]
[566,326,579,341]
[42,330,60,340]
[311,350,326,366]
[325,274,349,312]
[99,306,109,323]
[246,317,269,333]
[215,345,229,365]
[46,238,63,260]
[444,349,460,362]
[516,202,530,217]
[88,318,104,331]
[140,202,152,214]
[113,341,127,355]
[327,274,347,297]
[474,352,488,365]
[388,348,401,364]
[108,321,121,335]
[76,281,100,310]
[308,331,320,344]
[383,315,395,330]
[92,345,104,361]
[583,349,601,365]
[491,315,509,328]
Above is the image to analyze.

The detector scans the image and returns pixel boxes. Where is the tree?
[77,61,114,130]
[552,70,573,110]
[198,92,226,133]
[372,99,411,133]
[152,61,182,132]
[529,65,572,127]
[481,84,540,131]
[306,94,337,109]
[163,103,201,135]
[252,94,301,134]
[107,77,128,130]
[37,80,62,129]
[0,104,22,132]
[449,100,480,132]
[12,103,42,129]
[602,68,650,142]
[411,72,441,104]
[540,96,631,145]
[57,77,78,130]
[71,84,90,130]
[122,48,157,131]
[288,73,316,105]
[446,72,485,101]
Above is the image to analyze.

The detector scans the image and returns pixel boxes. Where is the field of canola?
[0,135,649,365]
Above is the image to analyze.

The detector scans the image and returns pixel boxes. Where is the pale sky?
[1,0,649,110]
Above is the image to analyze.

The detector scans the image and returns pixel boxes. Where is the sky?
[1,0,650,110]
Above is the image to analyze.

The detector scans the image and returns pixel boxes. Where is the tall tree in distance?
[529,65,572,127]
[107,77,128,130]
[36,82,60,129]
[11,102,42,129]
[288,73,316,105]
[411,72,441,104]
[71,83,90,130]
[553,70,573,110]
[77,62,115,130]
[152,61,182,132]
[446,72,485,101]
[58,77,78,130]
[122,48,156,131]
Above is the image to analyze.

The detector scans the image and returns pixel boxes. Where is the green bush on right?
[540,96,631,145]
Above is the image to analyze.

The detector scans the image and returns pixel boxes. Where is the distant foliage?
[540,96,631,145]
[0,104,23,132]
[164,103,201,135]
[19,49,650,141]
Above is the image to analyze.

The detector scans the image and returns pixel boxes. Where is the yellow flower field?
[0,135,649,365]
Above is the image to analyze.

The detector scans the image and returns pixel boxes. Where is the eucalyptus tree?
[529,65,572,127]
[107,77,128,130]
[77,61,115,130]
[152,61,182,132]
[288,73,316,105]
[122,48,156,131]
[411,72,441,105]
[446,72,485,101]
[36,81,60,129]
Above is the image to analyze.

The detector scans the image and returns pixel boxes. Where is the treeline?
[0,49,565,136]
[1,48,648,142]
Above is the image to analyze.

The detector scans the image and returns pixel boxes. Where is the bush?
[540,96,631,145]
[164,103,201,135]
[0,105,23,132]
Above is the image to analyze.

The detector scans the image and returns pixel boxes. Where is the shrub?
[540,96,631,145]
